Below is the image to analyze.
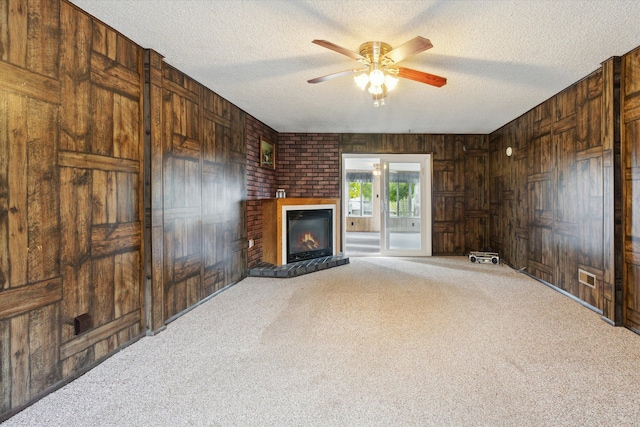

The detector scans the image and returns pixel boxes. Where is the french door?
[380,155,432,256]
[342,154,431,256]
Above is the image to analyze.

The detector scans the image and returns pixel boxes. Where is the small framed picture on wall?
[260,137,275,169]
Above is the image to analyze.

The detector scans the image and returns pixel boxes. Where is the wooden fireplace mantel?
[262,197,341,265]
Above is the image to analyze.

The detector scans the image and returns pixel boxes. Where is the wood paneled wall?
[622,46,640,331]
[150,62,247,322]
[0,1,247,419]
[0,0,144,415]
[340,134,489,255]
[489,69,607,312]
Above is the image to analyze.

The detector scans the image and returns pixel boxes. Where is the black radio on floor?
[468,251,499,264]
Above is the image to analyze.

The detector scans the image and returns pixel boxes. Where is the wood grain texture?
[0,320,10,413]
[0,1,146,417]
[59,310,140,360]
[10,314,30,407]
[0,278,62,319]
[490,70,605,310]
[155,63,246,321]
[142,49,166,332]
[622,46,640,330]
[0,93,7,292]
[7,94,28,288]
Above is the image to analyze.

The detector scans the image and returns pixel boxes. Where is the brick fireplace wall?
[246,115,278,267]
[277,133,341,198]
[246,132,340,267]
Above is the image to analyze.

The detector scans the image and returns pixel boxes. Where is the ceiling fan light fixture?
[309,37,446,107]
[369,68,385,86]
[354,73,369,90]
[384,74,399,91]
[368,84,383,95]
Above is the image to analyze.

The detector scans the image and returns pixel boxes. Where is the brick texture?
[245,129,341,267]
[277,133,341,198]
[246,115,278,267]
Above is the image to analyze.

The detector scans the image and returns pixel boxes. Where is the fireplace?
[286,209,333,263]
[261,198,339,266]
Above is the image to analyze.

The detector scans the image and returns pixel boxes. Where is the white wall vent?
[578,269,596,289]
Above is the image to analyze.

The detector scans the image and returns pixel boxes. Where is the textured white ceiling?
[70,0,640,134]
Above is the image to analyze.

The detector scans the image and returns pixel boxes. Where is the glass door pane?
[381,156,430,256]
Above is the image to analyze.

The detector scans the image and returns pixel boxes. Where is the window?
[346,172,373,217]
[389,172,420,218]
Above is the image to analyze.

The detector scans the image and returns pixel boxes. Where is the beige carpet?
[4,257,640,426]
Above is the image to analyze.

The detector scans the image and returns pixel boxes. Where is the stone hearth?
[247,254,349,278]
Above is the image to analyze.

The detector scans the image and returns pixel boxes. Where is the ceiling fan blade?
[396,67,447,87]
[384,36,433,64]
[307,68,364,84]
[312,40,365,62]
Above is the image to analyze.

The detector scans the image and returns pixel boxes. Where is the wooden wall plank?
[0,93,8,291]
[0,278,62,319]
[26,98,60,284]
[114,251,140,318]
[26,0,59,79]
[28,304,61,394]
[91,222,141,257]
[60,348,92,378]
[203,108,231,129]
[59,310,140,360]
[91,19,117,61]
[58,151,139,173]
[7,0,27,67]
[0,1,7,63]
[90,52,140,98]
[90,256,114,329]
[10,313,29,407]
[7,94,28,288]
[60,1,91,153]
[113,93,140,160]
[0,62,60,104]
[90,84,114,156]
[143,49,165,332]
[59,167,92,342]
[0,320,10,413]
[622,46,640,330]
[91,170,116,225]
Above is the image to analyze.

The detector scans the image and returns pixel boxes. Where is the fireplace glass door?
[286,209,333,263]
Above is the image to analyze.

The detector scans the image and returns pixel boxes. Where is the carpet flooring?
[4,257,640,426]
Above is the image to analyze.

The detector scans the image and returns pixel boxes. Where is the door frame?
[341,153,432,256]
[380,154,432,256]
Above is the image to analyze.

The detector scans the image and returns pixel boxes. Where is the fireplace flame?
[299,232,319,250]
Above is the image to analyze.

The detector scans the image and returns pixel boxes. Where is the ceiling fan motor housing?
[359,41,393,65]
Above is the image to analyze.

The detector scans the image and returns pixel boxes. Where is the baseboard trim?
[519,270,604,316]
[601,316,616,326]
[164,280,239,325]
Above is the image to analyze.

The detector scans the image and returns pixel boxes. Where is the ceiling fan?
[308,36,447,106]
